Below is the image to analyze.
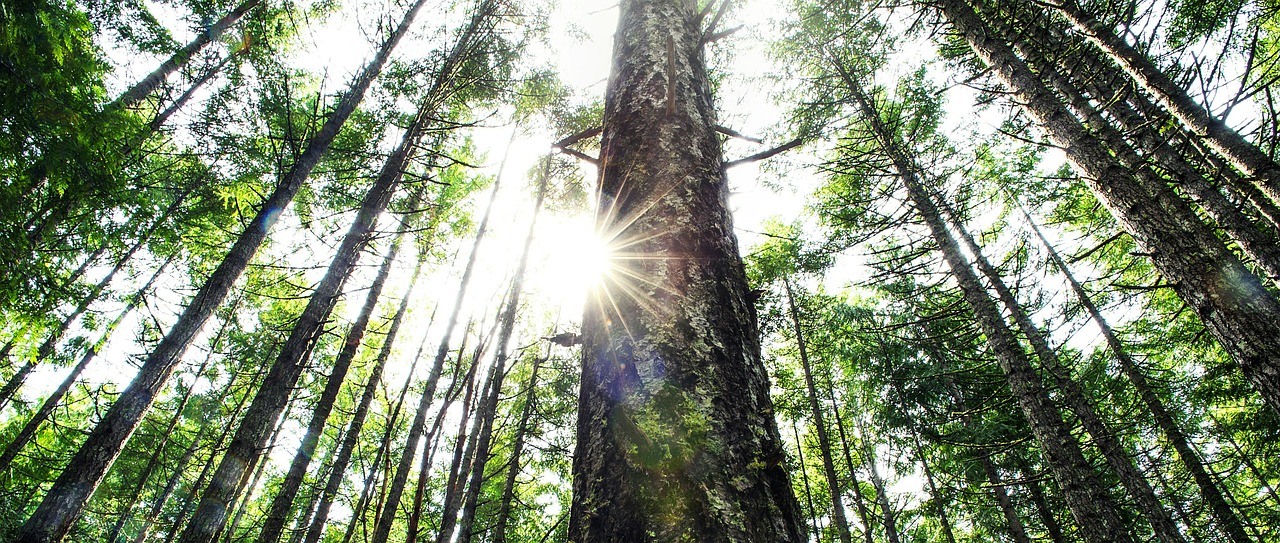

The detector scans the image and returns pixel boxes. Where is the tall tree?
[568,1,805,541]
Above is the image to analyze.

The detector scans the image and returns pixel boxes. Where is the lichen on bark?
[567,1,805,542]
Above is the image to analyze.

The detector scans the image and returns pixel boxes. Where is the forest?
[1,0,1278,541]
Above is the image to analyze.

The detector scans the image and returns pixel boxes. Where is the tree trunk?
[492,352,543,543]
[935,0,1280,414]
[939,198,1187,543]
[1020,207,1257,543]
[1046,0,1280,204]
[13,0,429,536]
[107,0,260,111]
[0,253,176,473]
[1016,460,1070,543]
[132,367,251,543]
[256,203,429,543]
[430,361,486,543]
[568,2,804,541]
[453,155,552,543]
[835,66,1136,543]
[217,394,298,543]
[790,422,819,536]
[370,19,507,527]
[782,276,853,543]
[829,396,877,543]
[300,250,436,543]
[854,416,902,543]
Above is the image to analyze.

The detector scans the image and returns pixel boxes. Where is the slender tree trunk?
[107,0,260,110]
[370,38,507,533]
[0,254,176,473]
[0,185,191,411]
[939,198,1187,543]
[790,422,819,536]
[1020,207,1257,543]
[835,67,1135,543]
[1047,0,1280,204]
[981,455,1034,543]
[220,389,303,543]
[177,16,484,534]
[132,367,250,543]
[934,0,1280,414]
[1016,460,1070,543]
[453,155,553,543]
[256,204,430,543]
[829,396,877,543]
[569,2,804,540]
[782,277,853,543]
[163,365,266,543]
[854,416,902,543]
[14,0,429,536]
[300,254,437,543]
[492,352,542,543]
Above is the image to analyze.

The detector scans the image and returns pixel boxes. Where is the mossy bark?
[568,1,804,541]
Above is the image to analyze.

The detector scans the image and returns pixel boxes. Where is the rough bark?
[568,1,804,541]
[836,67,1135,543]
[782,277,853,543]
[13,0,428,536]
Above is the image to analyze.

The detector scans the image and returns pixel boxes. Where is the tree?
[568,1,805,541]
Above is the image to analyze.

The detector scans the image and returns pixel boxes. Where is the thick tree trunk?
[13,0,429,536]
[1044,0,1280,205]
[935,0,1280,415]
[107,0,260,110]
[836,68,1135,543]
[782,277,853,543]
[1020,208,1257,543]
[568,2,804,541]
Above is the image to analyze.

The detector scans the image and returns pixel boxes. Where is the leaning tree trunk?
[939,198,1187,543]
[177,89,441,542]
[1019,206,1257,543]
[491,351,543,543]
[933,0,1280,414]
[13,0,430,536]
[568,2,804,540]
[782,277,853,543]
[829,395,878,543]
[256,197,431,543]
[298,260,435,543]
[1042,0,1280,205]
[0,254,176,473]
[835,67,1136,543]
[453,154,552,543]
[107,0,260,111]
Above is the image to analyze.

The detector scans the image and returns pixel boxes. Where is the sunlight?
[535,215,616,312]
